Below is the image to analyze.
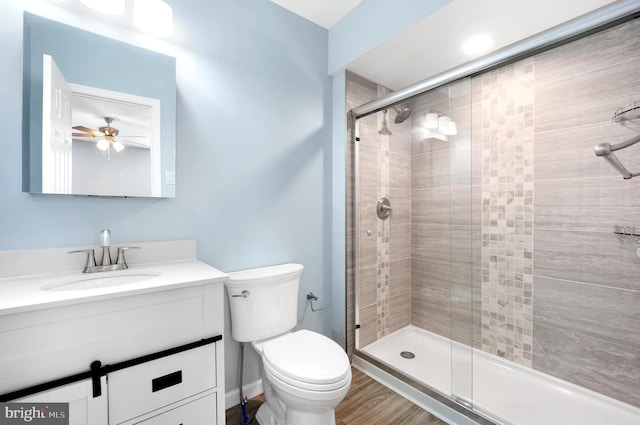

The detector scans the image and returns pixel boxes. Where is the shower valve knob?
[377,197,392,220]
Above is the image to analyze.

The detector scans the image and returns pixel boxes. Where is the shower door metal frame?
[346,1,640,423]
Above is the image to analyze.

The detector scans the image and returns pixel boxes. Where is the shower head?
[393,106,412,124]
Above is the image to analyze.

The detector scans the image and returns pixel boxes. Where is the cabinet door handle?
[90,360,102,398]
[152,370,182,392]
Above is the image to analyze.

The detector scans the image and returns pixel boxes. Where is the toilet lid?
[262,330,350,387]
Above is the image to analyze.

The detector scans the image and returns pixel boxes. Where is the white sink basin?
[41,272,160,291]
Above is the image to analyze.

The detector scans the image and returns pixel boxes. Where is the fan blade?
[72,125,103,137]
[72,132,96,138]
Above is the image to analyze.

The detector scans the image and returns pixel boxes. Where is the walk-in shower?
[345,3,640,425]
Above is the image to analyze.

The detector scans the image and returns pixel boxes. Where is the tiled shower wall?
[346,18,640,407]
[527,19,640,406]
[346,72,412,350]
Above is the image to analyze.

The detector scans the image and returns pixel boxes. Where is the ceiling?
[269,0,362,29]
[271,0,619,90]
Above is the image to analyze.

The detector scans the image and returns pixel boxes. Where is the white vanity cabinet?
[17,377,108,425]
[108,344,218,425]
[123,392,217,425]
[0,242,227,425]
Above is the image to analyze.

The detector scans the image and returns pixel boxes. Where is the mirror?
[22,12,176,198]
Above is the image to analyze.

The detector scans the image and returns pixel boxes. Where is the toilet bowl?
[256,330,351,425]
[226,264,351,425]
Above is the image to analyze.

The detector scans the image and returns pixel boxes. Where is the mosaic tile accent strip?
[377,110,391,338]
[480,59,534,367]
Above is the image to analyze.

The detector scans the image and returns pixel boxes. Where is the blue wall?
[0,0,457,399]
[0,0,330,393]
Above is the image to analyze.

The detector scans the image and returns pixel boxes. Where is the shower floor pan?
[362,325,640,425]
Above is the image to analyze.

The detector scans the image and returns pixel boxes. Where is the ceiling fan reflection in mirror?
[72,116,148,158]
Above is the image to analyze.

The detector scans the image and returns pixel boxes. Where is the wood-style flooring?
[225,367,448,425]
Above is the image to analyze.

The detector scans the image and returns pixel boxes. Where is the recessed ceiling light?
[462,34,493,55]
[80,0,125,16]
[134,0,173,37]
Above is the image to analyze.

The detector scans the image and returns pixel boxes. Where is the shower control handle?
[377,197,392,220]
[232,290,250,298]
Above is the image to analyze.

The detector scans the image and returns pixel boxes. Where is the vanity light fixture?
[425,112,457,137]
[133,0,173,37]
[80,0,126,16]
[462,34,493,55]
[425,112,439,129]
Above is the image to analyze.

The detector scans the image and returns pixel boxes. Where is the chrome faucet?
[69,230,140,273]
[99,229,112,267]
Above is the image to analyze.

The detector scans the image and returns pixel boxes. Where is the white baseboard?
[225,379,264,409]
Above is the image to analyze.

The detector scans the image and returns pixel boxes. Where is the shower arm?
[594,133,640,179]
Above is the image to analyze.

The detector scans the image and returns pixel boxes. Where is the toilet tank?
[225,263,303,342]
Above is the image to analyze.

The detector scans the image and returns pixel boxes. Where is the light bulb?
[134,0,173,37]
[438,116,451,133]
[113,141,125,152]
[80,0,125,16]
[462,35,493,55]
[425,113,439,129]
[448,121,457,136]
[96,139,109,151]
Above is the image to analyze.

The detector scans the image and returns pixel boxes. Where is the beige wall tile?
[535,177,640,232]
[535,57,640,133]
[534,276,640,348]
[534,229,640,292]
[533,323,640,407]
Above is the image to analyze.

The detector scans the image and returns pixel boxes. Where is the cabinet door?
[108,344,216,424]
[18,377,108,425]
[125,392,216,425]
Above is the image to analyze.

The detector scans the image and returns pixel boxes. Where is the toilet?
[225,263,351,425]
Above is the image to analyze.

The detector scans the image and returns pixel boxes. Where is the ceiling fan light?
[113,141,125,152]
[96,139,110,151]
[134,0,173,37]
[80,0,125,16]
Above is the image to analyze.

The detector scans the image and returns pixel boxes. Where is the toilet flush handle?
[232,290,250,298]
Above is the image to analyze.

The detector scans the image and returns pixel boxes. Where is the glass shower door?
[350,71,475,411]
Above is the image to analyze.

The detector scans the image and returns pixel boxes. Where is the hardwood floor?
[225,367,448,425]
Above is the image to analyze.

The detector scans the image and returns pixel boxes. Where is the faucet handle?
[68,249,97,273]
[116,246,141,269]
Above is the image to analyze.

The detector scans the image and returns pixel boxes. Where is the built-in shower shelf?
[612,100,640,124]
[613,225,640,237]
[595,101,640,179]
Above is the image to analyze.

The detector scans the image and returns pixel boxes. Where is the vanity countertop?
[0,260,228,316]
[0,240,228,316]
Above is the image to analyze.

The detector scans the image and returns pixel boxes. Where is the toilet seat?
[262,330,350,392]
